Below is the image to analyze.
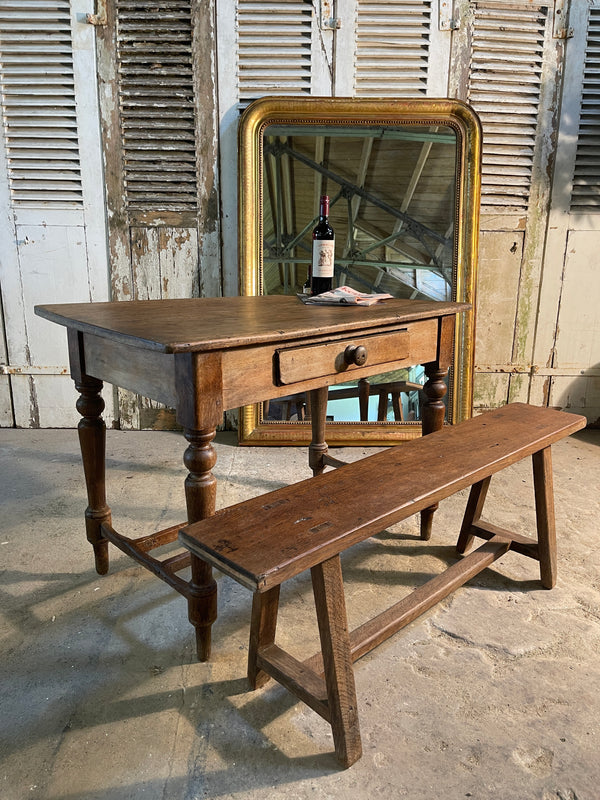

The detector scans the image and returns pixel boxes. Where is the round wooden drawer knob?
[344,344,368,366]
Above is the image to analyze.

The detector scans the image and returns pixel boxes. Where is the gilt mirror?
[238,97,481,445]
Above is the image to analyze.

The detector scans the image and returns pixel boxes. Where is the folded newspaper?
[298,286,393,306]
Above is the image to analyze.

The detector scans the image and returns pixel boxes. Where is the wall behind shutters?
[95,0,220,429]
[533,0,600,424]
[451,0,564,414]
[0,0,111,427]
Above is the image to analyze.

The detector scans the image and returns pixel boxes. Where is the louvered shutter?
[0,0,110,427]
[467,2,551,211]
[458,1,564,416]
[571,7,600,214]
[115,0,198,212]
[94,0,220,428]
[533,2,600,423]
[0,0,83,207]
[354,0,432,96]
[237,0,314,101]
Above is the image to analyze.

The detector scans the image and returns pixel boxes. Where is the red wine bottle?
[310,195,335,295]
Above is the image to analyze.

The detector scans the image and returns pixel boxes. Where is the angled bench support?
[457,445,557,588]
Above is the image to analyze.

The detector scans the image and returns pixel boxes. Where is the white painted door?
[0,0,110,427]
[534,1,600,424]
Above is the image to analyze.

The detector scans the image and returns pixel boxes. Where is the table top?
[35,295,470,354]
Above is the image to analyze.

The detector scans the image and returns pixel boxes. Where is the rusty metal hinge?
[439,0,458,31]
[320,0,341,30]
[0,364,70,376]
[87,0,107,26]
[553,0,573,39]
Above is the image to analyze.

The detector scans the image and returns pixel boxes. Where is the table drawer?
[276,327,412,385]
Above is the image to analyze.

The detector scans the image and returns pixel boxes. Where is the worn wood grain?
[35,296,468,354]
[311,556,362,768]
[180,404,586,592]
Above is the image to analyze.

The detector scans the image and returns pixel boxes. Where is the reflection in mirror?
[238,97,481,445]
[262,124,457,425]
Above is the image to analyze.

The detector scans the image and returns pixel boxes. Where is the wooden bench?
[179,403,586,767]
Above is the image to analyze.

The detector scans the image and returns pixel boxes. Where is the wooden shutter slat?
[115,0,197,211]
[354,0,431,97]
[571,8,600,214]
[237,0,313,101]
[0,0,83,207]
[468,2,549,212]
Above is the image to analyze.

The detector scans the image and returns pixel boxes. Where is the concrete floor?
[1,424,599,800]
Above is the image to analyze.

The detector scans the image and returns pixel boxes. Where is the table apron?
[79,317,441,418]
[82,333,178,407]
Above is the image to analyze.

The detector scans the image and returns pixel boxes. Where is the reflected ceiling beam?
[387,133,436,288]
[351,219,447,277]
[343,137,374,258]
[280,137,295,290]
[337,263,432,301]
[312,136,325,213]
[264,139,450,262]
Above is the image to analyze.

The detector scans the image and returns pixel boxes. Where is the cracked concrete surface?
[0,426,598,800]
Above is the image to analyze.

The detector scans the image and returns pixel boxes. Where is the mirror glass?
[239,98,480,445]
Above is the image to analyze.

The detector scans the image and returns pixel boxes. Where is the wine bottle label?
[312,239,335,277]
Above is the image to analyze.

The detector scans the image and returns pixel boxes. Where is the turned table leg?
[75,376,112,575]
[183,427,218,662]
[420,362,449,540]
[308,386,330,476]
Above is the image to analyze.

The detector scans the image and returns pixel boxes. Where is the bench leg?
[311,556,362,768]
[456,448,557,589]
[532,446,557,589]
[456,477,491,555]
[248,585,281,689]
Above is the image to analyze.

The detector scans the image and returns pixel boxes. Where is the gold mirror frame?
[238,96,481,446]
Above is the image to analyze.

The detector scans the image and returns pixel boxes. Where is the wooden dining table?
[35,294,469,661]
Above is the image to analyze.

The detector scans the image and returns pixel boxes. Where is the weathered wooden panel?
[571,6,600,215]
[131,227,199,300]
[467,2,552,211]
[474,230,524,367]
[0,300,14,426]
[116,226,200,428]
[507,372,530,405]
[454,0,562,417]
[473,371,510,412]
[529,373,551,408]
[0,0,83,207]
[353,0,432,97]
[11,373,82,428]
[0,0,111,428]
[8,224,91,426]
[554,231,600,369]
[550,375,600,425]
[237,0,314,100]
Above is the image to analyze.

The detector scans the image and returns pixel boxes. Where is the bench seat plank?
[179,404,585,592]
